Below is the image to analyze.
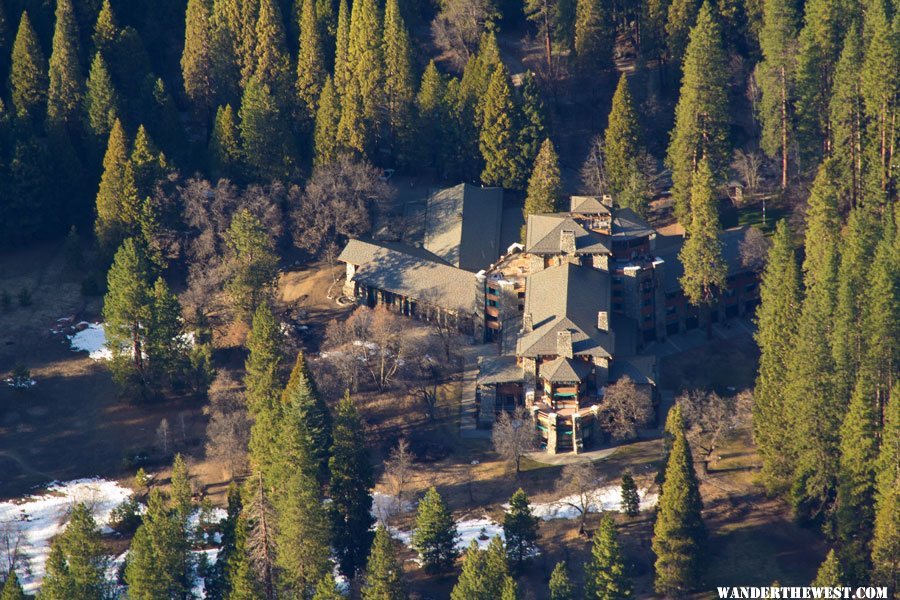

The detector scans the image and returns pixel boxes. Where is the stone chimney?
[523,313,533,332]
[560,230,576,255]
[557,329,573,359]
[597,311,609,332]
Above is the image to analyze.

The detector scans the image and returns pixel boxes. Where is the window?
[612,277,623,285]
[487,299,499,307]
[487,287,498,295]
[486,315,499,322]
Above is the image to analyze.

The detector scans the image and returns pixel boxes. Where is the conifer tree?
[40,502,106,600]
[226,207,278,315]
[871,390,898,592]
[0,1,9,81]
[314,76,341,165]
[243,473,277,599]
[10,11,48,122]
[253,0,292,99]
[756,0,798,188]
[239,76,297,181]
[480,64,525,189]
[523,138,561,231]
[296,0,326,121]
[330,392,373,577]
[500,576,518,600]
[604,74,643,196]
[333,0,350,95]
[382,0,414,160]
[238,0,260,86]
[103,237,152,382]
[752,220,801,491]
[144,77,184,161]
[652,404,705,595]
[170,453,193,522]
[244,301,283,416]
[678,158,726,330]
[813,549,843,587]
[415,61,446,168]
[92,0,119,59]
[450,537,509,600]
[503,488,539,571]
[665,1,729,223]
[574,0,613,72]
[461,31,501,121]
[362,525,405,600]
[411,487,458,573]
[311,574,343,600]
[94,120,135,250]
[517,71,546,170]
[346,0,384,129]
[125,489,192,599]
[182,0,214,113]
[47,0,84,129]
[621,471,640,517]
[210,104,244,180]
[549,561,575,600]
[210,0,242,106]
[665,0,700,68]
[828,25,864,205]
[131,125,168,199]
[1,571,24,600]
[85,52,119,142]
[861,228,899,418]
[337,77,369,155]
[41,543,76,599]
[224,514,259,600]
[585,515,631,599]
[279,352,332,486]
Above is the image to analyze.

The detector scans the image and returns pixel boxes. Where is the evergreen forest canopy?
[0,0,896,597]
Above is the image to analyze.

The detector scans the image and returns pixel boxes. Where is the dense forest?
[0,0,897,597]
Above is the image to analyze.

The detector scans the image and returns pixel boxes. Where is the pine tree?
[585,515,631,599]
[346,0,383,129]
[604,74,643,196]
[500,576,518,600]
[813,549,843,586]
[41,543,76,599]
[182,0,214,113]
[835,367,879,583]
[94,120,135,250]
[311,574,343,600]
[45,503,106,600]
[362,525,405,600]
[415,61,445,168]
[296,0,326,121]
[103,238,152,382]
[210,0,242,107]
[480,64,525,189]
[125,489,192,600]
[92,0,119,60]
[10,11,48,122]
[244,301,283,417]
[314,75,341,165]
[755,0,798,188]
[144,77,184,162]
[131,125,168,199]
[871,390,898,592]
[170,453,193,523]
[828,25,864,205]
[652,404,705,595]
[47,0,84,129]
[752,220,801,491]
[503,488,539,571]
[450,537,509,600]
[382,0,414,160]
[333,0,350,95]
[85,52,119,142]
[548,561,575,600]
[253,0,292,98]
[210,104,244,180]
[461,31,501,120]
[574,0,613,72]
[224,515,259,600]
[411,487,458,573]
[239,0,260,86]
[678,158,726,323]
[665,1,730,224]
[280,353,332,486]
[621,471,640,517]
[523,138,561,232]
[665,0,700,68]
[239,76,298,181]
[330,392,373,577]
[0,571,24,600]
[244,473,278,599]
[517,71,546,170]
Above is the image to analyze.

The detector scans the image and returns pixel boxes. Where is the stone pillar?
[529,254,545,274]
[592,253,609,271]
[478,385,496,427]
[546,413,559,454]
[557,330,573,358]
[572,413,582,454]
[593,356,609,387]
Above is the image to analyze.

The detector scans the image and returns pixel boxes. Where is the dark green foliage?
[94,119,136,251]
[503,489,539,570]
[813,549,843,587]
[10,11,48,122]
[279,352,332,485]
[41,503,106,600]
[0,571,24,600]
[480,64,526,189]
[84,52,119,142]
[621,471,640,517]
[224,208,279,316]
[362,525,406,600]
[652,405,705,595]
[239,76,298,181]
[604,74,646,209]
[182,0,214,112]
[245,301,283,479]
[517,71,546,171]
[585,515,632,599]
[314,75,341,165]
[47,0,84,129]
[450,537,509,600]
[296,0,326,122]
[548,561,575,600]
[125,489,192,599]
[382,0,414,162]
[871,390,898,591]
[210,104,244,181]
[678,158,726,308]
[102,237,151,384]
[311,574,343,600]
[411,487,458,573]
[329,391,373,577]
[523,138,561,230]
[574,0,613,72]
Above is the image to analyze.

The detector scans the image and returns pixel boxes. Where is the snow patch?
[68,323,111,360]
[371,492,413,523]
[392,517,504,556]
[5,377,36,389]
[0,478,133,594]
[528,485,658,521]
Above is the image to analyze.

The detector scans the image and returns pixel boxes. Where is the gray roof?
[517,263,614,358]
[611,208,655,240]
[659,227,751,293]
[477,355,523,384]
[542,356,594,382]
[338,239,476,314]
[423,183,504,271]
[570,196,611,215]
[610,355,657,386]
[525,214,611,255]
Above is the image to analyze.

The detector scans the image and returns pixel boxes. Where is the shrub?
[109,496,143,535]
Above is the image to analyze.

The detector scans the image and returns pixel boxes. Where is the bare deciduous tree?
[0,520,24,574]
[730,149,764,203]
[156,418,171,455]
[555,462,605,535]
[580,135,607,195]
[492,405,538,474]
[203,371,251,480]
[431,0,500,68]
[679,389,752,475]
[381,438,414,520]
[739,226,772,272]
[598,376,654,441]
